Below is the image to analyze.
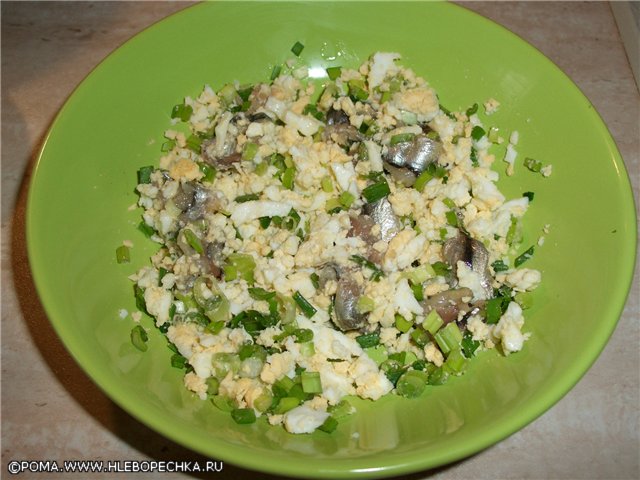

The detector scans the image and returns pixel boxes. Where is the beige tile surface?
[2,2,638,479]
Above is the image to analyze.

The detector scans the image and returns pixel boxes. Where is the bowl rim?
[25,2,638,478]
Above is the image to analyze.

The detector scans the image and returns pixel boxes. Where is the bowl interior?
[27,2,636,478]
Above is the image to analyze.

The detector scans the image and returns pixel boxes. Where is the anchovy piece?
[363,197,401,242]
[173,182,210,222]
[385,134,442,175]
[323,108,363,146]
[421,287,474,324]
[318,264,367,332]
[333,273,367,331]
[443,231,493,298]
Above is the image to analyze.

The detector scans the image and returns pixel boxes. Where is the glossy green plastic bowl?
[27,2,636,478]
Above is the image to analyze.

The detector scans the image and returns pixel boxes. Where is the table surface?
[2,2,638,479]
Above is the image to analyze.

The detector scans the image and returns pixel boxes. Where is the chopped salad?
[127,48,544,434]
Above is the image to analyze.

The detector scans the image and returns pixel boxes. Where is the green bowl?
[26,2,636,478]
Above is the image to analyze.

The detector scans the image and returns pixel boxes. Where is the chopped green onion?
[161,139,176,152]
[235,193,259,203]
[255,161,268,176]
[301,371,322,393]
[242,142,259,161]
[465,103,478,117]
[272,376,295,398]
[293,291,316,318]
[211,395,235,412]
[310,272,320,290]
[327,399,355,420]
[422,309,444,335]
[380,359,405,386]
[355,332,380,348]
[402,265,432,284]
[445,348,468,373]
[321,176,334,192]
[270,64,282,81]
[274,396,300,414]
[414,170,433,192]
[514,245,535,267]
[231,408,256,424]
[206,320,225,334]
[443,198,456,209]
[237,85,253,102]
[506,216,519,245]
[394,314,413,333]
[171,103,193,122]
[219,83,239,107]
[254,391,274,412]
[325,198,343,214]
[364,345,388,365]
[282,167,295,190]
[523,191,535,202]
[212,352,241,378]
[445,210,459,227]
[170,353,187,369]
[471,125,486,141]
[410,327,429,347]
[326,66,342,81]
[431,261,450,276]
[206,377,220,396]
[116,245,130,264]
[524,157,543,173]
[427,366,449,385]
[488,126,500,143]
[318,416,338,433]
[491,259,509,272]
[470,146,479,167]
[396,370,428,398]
[137,166,154,184]
[461,330,480,358]
[248,287,276,302]
[224,253,256,284]
[185,134,202,153]
[411,282,424,301]
[347,79,369,102]
[434,322,463,355]
[130,325,148,352]
[198,162,216,183]
[338,191,355,208]
[291,41,304,56]
[485,297,504,325]
[357,296,375,314]
[389,133,415,145]
[292,328,313,343]
[362,179,390,203]
[182,228,203,254]
[138,221,155,238]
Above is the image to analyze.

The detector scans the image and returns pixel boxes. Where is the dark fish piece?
[421,287,474,324]
[383,163,416,187]
[384,134,442,182]
[246,84,270,115]
[317,263,367,332]
[334,273,367,331]
[443,231,493,298]
[347,214,387,265]
[326,107,350,126]
[322,107,363,146]
[363,198,401,242]
[173,182,210,222]
[348,214,378,245]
